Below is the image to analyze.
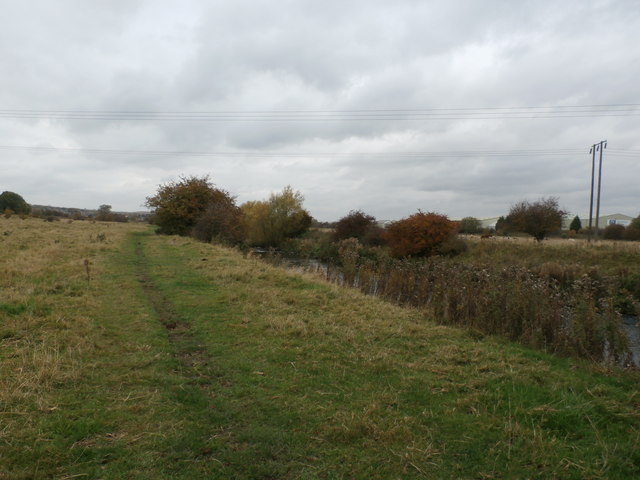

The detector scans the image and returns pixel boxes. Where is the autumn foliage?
[507,197,566,242]
[383,211,457,257]
[241,186,312,247]
[333,210,383,245]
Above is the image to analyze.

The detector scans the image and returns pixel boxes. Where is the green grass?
[1,218,639,478]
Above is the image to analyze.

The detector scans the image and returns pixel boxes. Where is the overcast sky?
[1,0,639,221]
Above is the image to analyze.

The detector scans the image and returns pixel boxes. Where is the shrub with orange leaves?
[383,211,457,257]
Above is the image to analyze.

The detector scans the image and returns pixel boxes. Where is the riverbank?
[267,237,640,366]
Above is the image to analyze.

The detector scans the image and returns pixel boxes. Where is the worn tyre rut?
[133,236,214,382]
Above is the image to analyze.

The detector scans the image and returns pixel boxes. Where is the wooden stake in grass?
[84,259,91,284]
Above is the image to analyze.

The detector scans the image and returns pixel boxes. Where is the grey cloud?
[1,0,639,219]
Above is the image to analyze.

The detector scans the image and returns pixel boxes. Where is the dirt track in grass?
[133,236,216,388]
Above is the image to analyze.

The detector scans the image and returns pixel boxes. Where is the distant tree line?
[0,191,137,222]
[145,177,640,257]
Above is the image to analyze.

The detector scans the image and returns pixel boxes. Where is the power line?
[0,103,638,122]
[1,102,639,113]
[0,144,590,159]
[0,114,636,121]
[606,148,640,157]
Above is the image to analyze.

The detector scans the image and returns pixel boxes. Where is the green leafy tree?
[241,186,312,247]
[507,197,567,242]
[145,175,238,236]
[268,186,312,240]
[0,191,30,215]
[458,216,482,234]
[240,200,271,246]
[631,214,640,230]
[383,211,457,257]
[569,215,582,232]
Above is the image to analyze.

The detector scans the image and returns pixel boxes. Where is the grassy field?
[1,218,639,479]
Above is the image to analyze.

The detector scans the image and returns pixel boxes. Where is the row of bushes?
[146,176,313,248]
[601,223,640,241]
[145,176,472,258]
[146,178,463,258]
[2,207,129,223]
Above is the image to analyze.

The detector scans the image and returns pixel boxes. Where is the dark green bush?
[603,224,625,240]
[458,216,482,234]
[0,191,31,215]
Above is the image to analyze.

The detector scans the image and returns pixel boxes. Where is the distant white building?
[479,217,501,230]
[564,213,634,230]
[596,214,633,227]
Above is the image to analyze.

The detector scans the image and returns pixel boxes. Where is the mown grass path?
[1,222,639,479]
[134,235,215,386]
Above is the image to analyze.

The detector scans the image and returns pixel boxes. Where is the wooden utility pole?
[588,140,607,241]
[594,140,607,238]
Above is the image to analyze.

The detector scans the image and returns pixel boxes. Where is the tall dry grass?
[0,217,147,414]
